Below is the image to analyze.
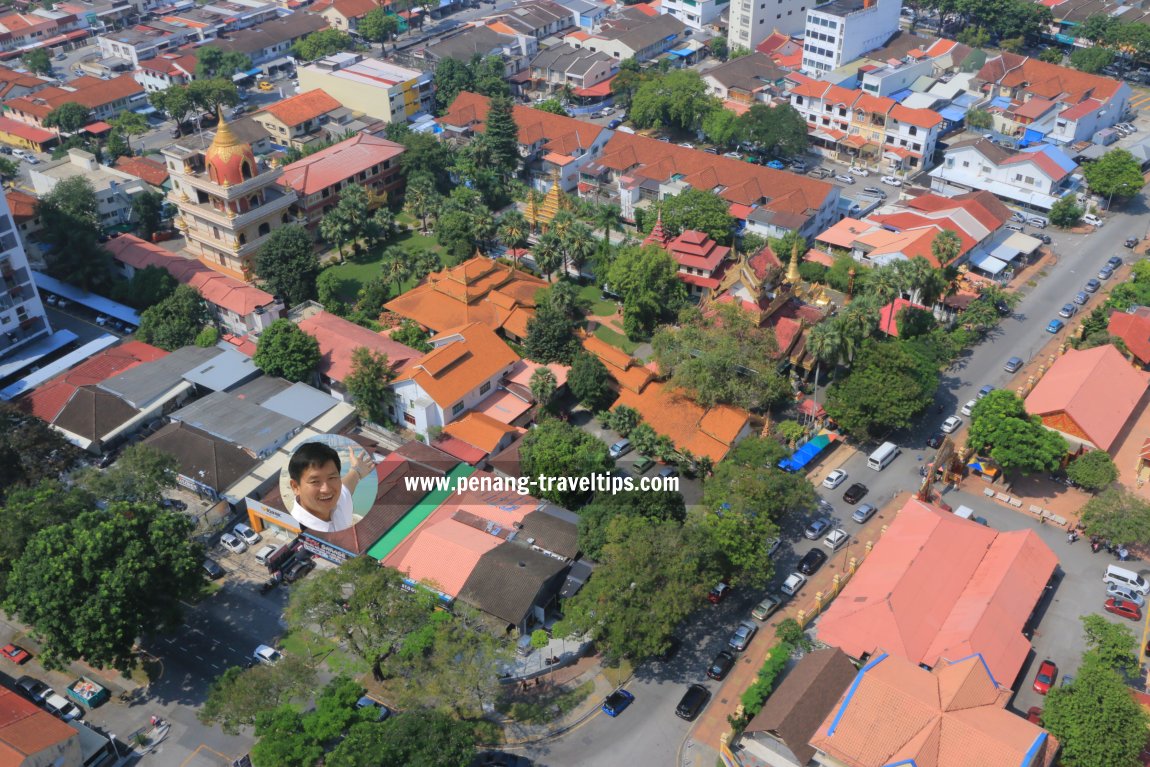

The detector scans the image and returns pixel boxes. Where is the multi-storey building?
[3,74,144,129]
[0,190,50,362]
[30,149,151,231]
[164,114,298,282]
[661,0,729,31]
[297,53,434,123]
[135,51,198,93]
[800,0,900,75]
[728,0,809,52]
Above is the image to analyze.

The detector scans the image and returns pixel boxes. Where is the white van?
[1103,564,1149,595]
[867,442,900,471]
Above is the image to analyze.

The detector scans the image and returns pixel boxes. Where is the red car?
[1105,598,1143,621]
[708,583,731,604]
[1027,706,1042,724]
[1032,659,1057,695]
[0,644,30,665]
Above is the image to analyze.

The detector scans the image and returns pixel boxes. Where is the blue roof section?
[0,333,115,401]
[261,381,339,424]
[890,88,913,102]
[953,92,980,108]
[668,47,692,57]
[828,652,888,737]
[946,652,1001,689]
[183,346,260,392]
[1021,732,1048,767]
[989,96,1011,109]
[0,329,80,389]
[32,272,141,326]
[1021,143,1077,174]
[938,105,967,122]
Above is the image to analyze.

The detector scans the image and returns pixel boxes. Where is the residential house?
[317,0,383,32]
[1108,307,1150,367]
[581,129,841,239]
[390,321,521,436]
[97,23,198,69]
[483,0,576,40]
[565,7,686,62]
[113,155,171,189]
[0,116,56,152]
[740,648,859,767]
[0,64,51,100]
[563,0,608,31]
[106,234,285,335]
[528,44,616,95]
[438,91,611,193]
[702,52,787,106]
[144,420,260,500]
[293,306,421,403]
[1025,343,1150,454]
[801,0,901,75]
[756,30,804,69]
[383,255,548,339]
[729,0,809,52]
[976,53,1132,145]
[297,53,434,123]
[209,12,327,74]
[929,137,1080,212]
[279,132,405,229]
[787,73,944,172]
[857,55,934,98]
[418,25,537,77]
[251,89,345,149]
[442,411,525,460]
[0,10,85,55]
[3,74,145,129]
[6,189,41,244]
[31,148,151,232]
[135,51,198,93]
[808,652,1056,767]
[155,0,281,39]
[816,497,1058,686]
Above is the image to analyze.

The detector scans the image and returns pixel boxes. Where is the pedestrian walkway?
[492,653,620,746]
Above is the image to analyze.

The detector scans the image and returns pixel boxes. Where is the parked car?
[728,621,759,652]
[254,544,279,566]
[766,159,786,169]
[941,416,963,433]
[880,175,903,186]
[591,110,605,119]
[852,503,878,523]
[1072,291,1089,306]
[978,385,995,399]
[1084,278,1101,292]
[798,548,828,575]
[708,582,732,604]
[834,174,855,184]
[1058,303,1078,318]
[765,537,781,558]
[862,186,887,199]
[960,399,977,416]
[791,161,807,172]
[233,523,261,546]
[843,483,869,504]
[283,558,315,582]
[43,693,83,721]
[355,695,391,721]
[1046,319,1065,333]
[258,80,274,91]
[1125,237,1139,248]
[1,644,30,664]
[1033,659,1057,694]
[253,644,283,665]
[781,572,807,596]
[822,469,848,489]
[601,106,615,115]
[1106,582,1146,606]
[675,684,711,720]
[1098,265,1115,281]
[1010,211,1027,223]
[202,558,225,579]
[804,518,832,540]
[1083,213,1104,227]
[609,439,632,459]
[824,528,850,551]
[1036,233,1052,245]
[926,433,944,449]
[1105,598,1142,621]
[1027,706,1043,724]
[607,118,622,129]
[849,166,869,176]
[752,594,783,621]
[601,689,635,717]
[1108,255,1125,270]
[15,676,50,702]
[220,532,248,554]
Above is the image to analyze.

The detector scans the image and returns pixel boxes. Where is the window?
[962,160,970,167]
[1024,176,1035,185]
[403,412,416,425]
[452,402,465,416]
[480,381,491,395]
[908,126,917,136]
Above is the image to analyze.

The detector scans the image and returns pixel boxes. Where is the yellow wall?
[297,69,396,122]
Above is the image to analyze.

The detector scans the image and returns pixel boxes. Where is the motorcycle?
[1067,530,1079,544]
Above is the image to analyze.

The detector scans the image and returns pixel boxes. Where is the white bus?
[867,441,900,471]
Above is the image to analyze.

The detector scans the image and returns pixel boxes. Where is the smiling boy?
[287,442,373,533]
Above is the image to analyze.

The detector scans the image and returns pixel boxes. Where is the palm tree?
[549,210,576,241]
[593,203,620,245]
[562,222,596,277]
[806,320,845,419]
[838,295,880,361]
[381,246,413,295]
[930,230,963,270]
[404,174,439,233]
[497,210,530,254]
[868,264,903,336]
[898,256,947,306]
[533,230,563,281]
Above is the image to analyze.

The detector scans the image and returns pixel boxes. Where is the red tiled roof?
[440,91,606,159]
[279,133,404,196]
[0,115,54,143]
[818,497,1058,686]
[296,309,421,383]
[1108,309,1150,366]
[113,155,169,187]
[5,188,36,222]
[0,686,78,758]
[1000,149,1071,182]
[18,340,167,422]
[0,63,48,99]
[978,52,1124,104]
[1059,97,1101,121]
[667,229,729,272]
[323,0,380,19]
[3,74,142,120]
[878,298,927,337]
[137,52,197,78]
[1025,344,1150,451]
[393,322,520,408]
[258,89,342,127]
[105,235,277,317]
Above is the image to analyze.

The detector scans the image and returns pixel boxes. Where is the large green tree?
[519,418,614,507]
[38,176,113,290]
[199,655,318,735]
[345,347,394,425]
[327,712,477,767]
[130,189,167,240]
[824,340,939,439]
[292,29,355,61]
[1080,486,1150,547]
[4,503,203,670]
[187,78,241,114]
[22,48,51,76]
[606,244,687,339]
[1044,654,1149,767]
[0,480,90,593]
[1080,614,1139,674]
[568,351,614,412]
[43,102,91,133]
[475,94,520,181]
[652,303,790,411]
[137,284,212,351]
[255,224,320,306]
[1070,46,1114,73]
[577,486,686,560]
[150,86,196,132]
[629,69,716,133]
[76,444,178,505]
[359,8,400,43]
[0,405,80,500]
[651,188,736,245]
[523,282,581,365]
[1083,149,1145,202]
[967,390,1067,473]
[434,186,495,259]
[253,319,321,382]
[1067,450,1119,491]
[738,102,809,159]
[1049,193,1083,227]
[196,46,252,79]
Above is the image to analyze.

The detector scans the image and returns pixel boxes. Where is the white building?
[30,149,151,231]
[662,0,728,31]
[728,0,809,52]
[801,0,901,75]
[929,137,1081,211]
[0,191,49,363]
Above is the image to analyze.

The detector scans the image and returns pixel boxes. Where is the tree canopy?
[606,245,687,339]
[1049,194,1083,227]
[739,103,809,160]
[255,224,320,306]
[1080,486,1150,547]
[37,176,114,291]
[345,347,395,425]
[327,712,477,767]
[967,390,1067,473]
[0,404,80,501]
[292,29,356,61]
[76,444,178,506]
[253,319,321,382]
[649,188,736,245]
[22,48,51,76]
[43,102,92,133]
[1044,654,1149,767]
[358,8,400,43]
[629,70,716,133]
[1069,46,1114,73]
[1066,450,1119,491]
[519,418,614,507]
[196,46,252,79]
[568,351,614,412]
[137,284,212,351]
[200,655,318,735]
[824,340,939,439]
[1083,149,1145,201]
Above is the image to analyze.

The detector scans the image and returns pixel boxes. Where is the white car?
[1107,582,1146,606]
[43,693,83,722]
[233,523,261,546]
[824,528,850,551]
[960,399,977,417]
[781,572,807,596]
[822,469,848,489]
[253,644,283,665]
[881,175,903,186]
[941,415,962,434]
[602,106,615,116]
[834,174,855,185]
[765,537,781,558]
[678,142,695,149]
[220,532,248,554]
[849,166,869,176]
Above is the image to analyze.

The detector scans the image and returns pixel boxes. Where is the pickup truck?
[66,677,109,708]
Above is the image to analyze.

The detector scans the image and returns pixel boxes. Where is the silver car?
[1107,582,1146,606]
[728,620,758,652]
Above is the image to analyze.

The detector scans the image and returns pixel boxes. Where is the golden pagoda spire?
[210,105,241,151]
[528,168,565,231]
[785,238,802,285]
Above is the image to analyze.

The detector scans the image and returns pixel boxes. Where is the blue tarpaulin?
[890,88,913,102]
[939,105,967,122]
[778,433,832,472]
[667,47,692,57]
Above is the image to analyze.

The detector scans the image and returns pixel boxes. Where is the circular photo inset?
[280,435,377,533]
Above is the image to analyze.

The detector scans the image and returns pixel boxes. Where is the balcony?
[175,161,284,201]
[0,314,48,354]
[172,186,296,231]
[184,223,291,262]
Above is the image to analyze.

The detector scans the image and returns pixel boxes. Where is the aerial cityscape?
[1,0,1150,764]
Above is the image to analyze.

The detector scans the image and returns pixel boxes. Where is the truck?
[66,677,110,709]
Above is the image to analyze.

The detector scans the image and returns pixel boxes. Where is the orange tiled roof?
[580,333,655,393]
[296,309,421,383]
[279,133,404,196]
[113,156,169,187]
[440,91,607,159]
[978,52,1125,104]
[443,411,524,454]
[3,74,142,119]
[5,188,37,222]
[258,89,342,127]
[324,0,380,19]
[612,380,749,462]
[394,322,520,409]
[1108,308,1150,366]
[0,686,78,758]
[392,518,502,596]
[0,63,48,99]
[384,256,548,334]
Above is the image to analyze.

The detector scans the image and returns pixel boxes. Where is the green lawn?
[594,324,640,355]
[325,228,448,304]
[577,283,617,317]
